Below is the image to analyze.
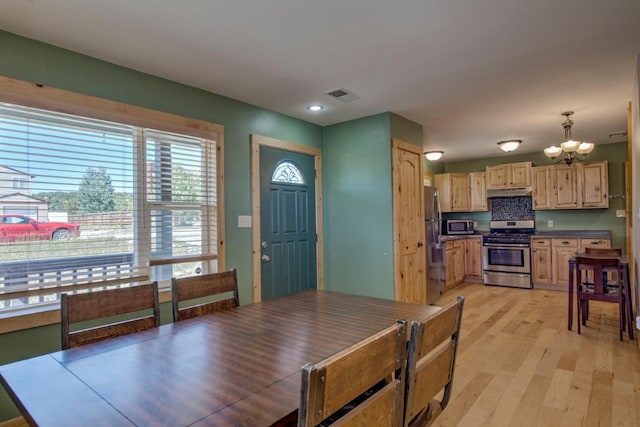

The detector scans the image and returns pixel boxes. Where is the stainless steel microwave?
[443,219,474,235]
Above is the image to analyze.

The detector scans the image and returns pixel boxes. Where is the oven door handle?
[483,243,530,248]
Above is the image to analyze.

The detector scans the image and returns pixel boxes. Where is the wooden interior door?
[392,139,426,304]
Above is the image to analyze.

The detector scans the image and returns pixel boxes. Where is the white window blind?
[0,102,218,311]
[145,129,217,281]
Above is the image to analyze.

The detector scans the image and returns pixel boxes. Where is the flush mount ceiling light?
[497,139,522,152]
[306,105,324,111]
[424,151,444,161]
[543,111,594,165]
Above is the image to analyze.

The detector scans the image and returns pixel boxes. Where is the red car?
[0,214,80,243]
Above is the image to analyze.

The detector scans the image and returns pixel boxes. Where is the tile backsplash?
[490,196,535,221]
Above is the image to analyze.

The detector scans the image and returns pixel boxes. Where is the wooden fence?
[68,211,132,226]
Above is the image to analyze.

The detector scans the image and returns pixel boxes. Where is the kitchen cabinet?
[445,239,466,288]
[531,238,552,286]
[552,238,578,289]
[434,173,470,212]
[534,236,611,290]
[552,165,578,209]
[485,161,532,189]
[579,238,611,252]
[578,161,608,208]
[532,166,552,210]
[469,172,488,211]
[465,236,483,280]
[532,161,608,210]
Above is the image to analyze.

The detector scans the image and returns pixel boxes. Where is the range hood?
[486,186,532,198]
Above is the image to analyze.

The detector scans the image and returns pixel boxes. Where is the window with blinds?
[0,102,218,311]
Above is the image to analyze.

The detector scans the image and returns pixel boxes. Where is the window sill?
[0,288,172,334]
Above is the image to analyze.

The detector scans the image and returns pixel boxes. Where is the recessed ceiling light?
[306,105,324,112]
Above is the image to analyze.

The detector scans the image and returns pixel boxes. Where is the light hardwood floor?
[436,283,640,427]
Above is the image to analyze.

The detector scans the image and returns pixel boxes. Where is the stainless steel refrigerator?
[425,186,445,304]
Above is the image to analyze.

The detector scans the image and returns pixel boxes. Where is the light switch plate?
[616,209,626,218]
[238,215,252,228]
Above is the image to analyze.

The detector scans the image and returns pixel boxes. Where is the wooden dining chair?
[298,321,407,427]
[403,296,464,427]
[171,269,239,322]
[581,247,623,319]
[575,256,629,341]
[61,282,160,350]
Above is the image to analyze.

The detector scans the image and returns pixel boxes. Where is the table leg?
[568,260,575,331]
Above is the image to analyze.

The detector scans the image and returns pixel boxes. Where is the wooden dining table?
[567,255,634,339]
[0,289,440,427]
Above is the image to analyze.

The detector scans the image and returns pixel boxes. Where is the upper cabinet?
[434,172,488,213]
[435,173,470,212]
[532,161,608,210]
[486,161,532,189]
[469,172,488,211]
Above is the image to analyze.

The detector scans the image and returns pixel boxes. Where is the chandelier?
[543,111,594,165]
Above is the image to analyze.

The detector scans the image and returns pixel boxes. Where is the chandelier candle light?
[543,111,594,164]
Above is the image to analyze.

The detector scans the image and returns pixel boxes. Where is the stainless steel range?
[482,220,534,288]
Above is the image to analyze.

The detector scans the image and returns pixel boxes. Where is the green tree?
[34,191,79,213]
[77,167,115,213]
[172,165,200,202]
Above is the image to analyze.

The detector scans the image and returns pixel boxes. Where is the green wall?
[323,113,394,298]
[442,142,629,250]
[322,112,422,299]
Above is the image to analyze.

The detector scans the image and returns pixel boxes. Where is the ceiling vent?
[326,88,360,103]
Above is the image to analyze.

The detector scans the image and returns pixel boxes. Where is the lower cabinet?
[445,239,465,288]
[552,239,578,289]
[531,238,552,286]
[445,236,483,289]
[532,236,610,290]
[465,237,483,280]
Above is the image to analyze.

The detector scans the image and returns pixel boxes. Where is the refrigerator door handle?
[434,190,442,240]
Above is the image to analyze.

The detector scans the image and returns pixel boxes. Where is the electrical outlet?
[473,220,478,228]
[547,220,554,228]
[238,215,252,228]
[616,209,626,218]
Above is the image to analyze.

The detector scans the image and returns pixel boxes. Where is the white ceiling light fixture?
[306,105,324,111]
[424,151,444,161]
[497,139,522,152]
[544,111,594,165]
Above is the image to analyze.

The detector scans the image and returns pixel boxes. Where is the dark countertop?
[533,230,611,239]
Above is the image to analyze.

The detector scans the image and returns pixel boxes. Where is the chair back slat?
[172,269,239,322]
[299,321,406,427]
[67,316,158,349]
[404,296,464,427]
[405,342,454,421]
[416,300,460,358]
[584,247,621,257]
[61,282,160,350]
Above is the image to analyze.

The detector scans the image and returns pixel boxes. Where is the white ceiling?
[1,0,639,161]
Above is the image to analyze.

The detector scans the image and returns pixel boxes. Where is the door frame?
[250,134,324,302]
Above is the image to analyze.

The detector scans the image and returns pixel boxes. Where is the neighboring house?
[0,165,33,196]
[0,166,48,220]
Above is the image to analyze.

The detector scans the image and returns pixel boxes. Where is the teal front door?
[260,146,317,300]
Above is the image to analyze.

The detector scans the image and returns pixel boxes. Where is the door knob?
[261,254,271,263]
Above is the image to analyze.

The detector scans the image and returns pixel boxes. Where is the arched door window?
[271,161,305,184]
